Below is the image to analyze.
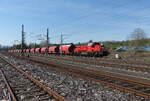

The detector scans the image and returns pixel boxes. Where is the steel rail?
[0,69,17,101]
[4,53,150,99]
[0,56,68,101]
[31,54,150,73]
[13,54,150,99]
[9,54,150,85]
[29,53,150,66]
[8,52,150,71]
[31,58,150,98]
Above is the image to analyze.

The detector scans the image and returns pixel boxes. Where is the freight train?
[8,42,109,57]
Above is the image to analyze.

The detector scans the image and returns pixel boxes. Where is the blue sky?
[0,0,150,45]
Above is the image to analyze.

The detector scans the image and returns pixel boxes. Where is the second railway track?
[30,54,150,73]
[8,53,150,74]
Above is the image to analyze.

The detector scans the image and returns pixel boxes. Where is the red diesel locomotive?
[74,42,108,56]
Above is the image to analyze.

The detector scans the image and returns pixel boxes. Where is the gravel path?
[2,54,146,101]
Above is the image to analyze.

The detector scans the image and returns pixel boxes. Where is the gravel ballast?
[1,54,146,101]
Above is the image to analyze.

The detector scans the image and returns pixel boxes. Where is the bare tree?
[130,28,146,40]
[129,28,147,50]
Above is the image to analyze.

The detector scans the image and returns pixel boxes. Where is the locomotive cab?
[88,42,100,47]
[87,42,109,56]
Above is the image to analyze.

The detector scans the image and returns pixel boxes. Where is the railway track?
[8,52,150,69]
[29,54,150,73]
[0,68,12,100]
[6,53,150,100]
[36,54,150,67]
[0,55,67,101]
[9,52,150,67]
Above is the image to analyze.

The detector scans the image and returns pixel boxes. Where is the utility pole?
[60,34,68,46]
[46,28,49,48]
[60,34,63,54]
[21,24,25,53]
[61,34,63,46]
